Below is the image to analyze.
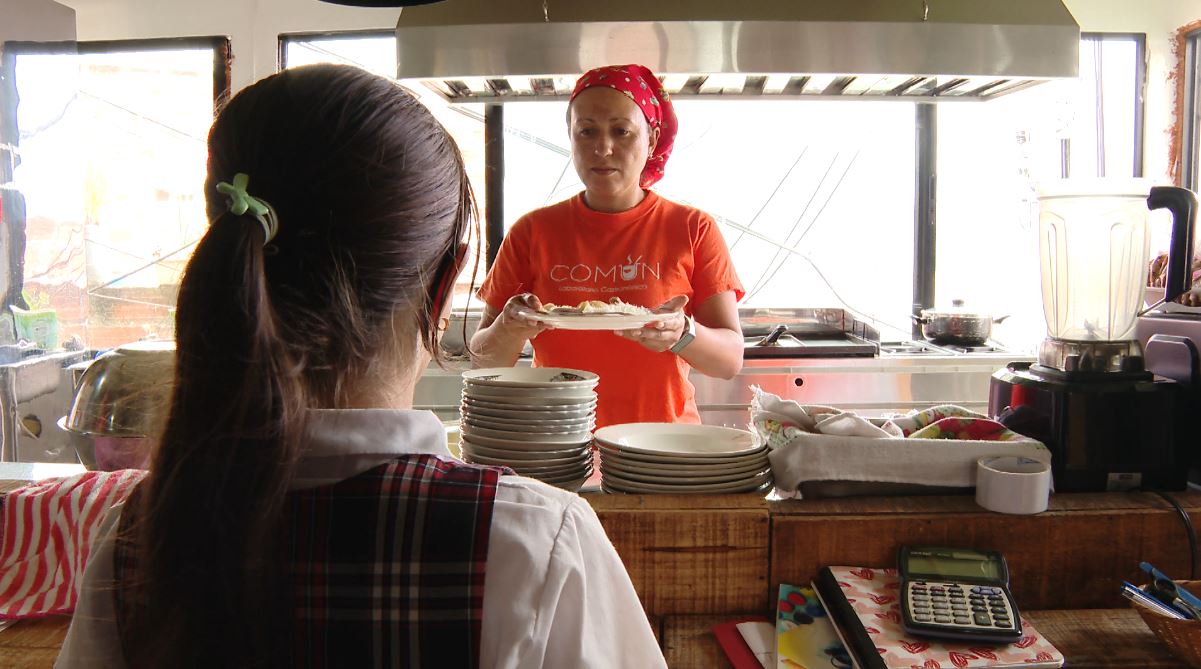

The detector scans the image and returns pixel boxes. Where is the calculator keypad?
[906,581,1016,632]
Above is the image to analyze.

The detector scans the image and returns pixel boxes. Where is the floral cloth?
[570,64,678,188]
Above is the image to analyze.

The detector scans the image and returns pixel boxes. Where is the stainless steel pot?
[62,340,175,470]
[913,299,1009,345]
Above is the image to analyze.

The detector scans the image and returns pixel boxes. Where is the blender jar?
[1037,179,1155,342]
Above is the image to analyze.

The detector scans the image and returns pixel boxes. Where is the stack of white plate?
[459,367,598,492]
[595,423,772,494]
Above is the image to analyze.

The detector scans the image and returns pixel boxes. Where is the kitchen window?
[1,37,231,350]
[286,31,1142,348]
[498,100,916,334]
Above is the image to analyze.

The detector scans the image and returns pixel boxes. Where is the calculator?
[898,545,1023,643]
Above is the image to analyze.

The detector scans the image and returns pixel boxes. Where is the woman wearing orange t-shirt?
[471,64,745,428]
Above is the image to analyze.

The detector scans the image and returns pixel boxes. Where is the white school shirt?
[55,409,667,669]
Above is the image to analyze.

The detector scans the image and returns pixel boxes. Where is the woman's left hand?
[614,295,689,353]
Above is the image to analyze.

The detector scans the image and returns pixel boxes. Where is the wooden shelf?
[584,490,1201,614]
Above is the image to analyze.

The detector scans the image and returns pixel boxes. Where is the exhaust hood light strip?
[929,78,969,96]
[681,76,708,95]
[420,80,456,98]
[420,74,1047,102]
[699,73,745,94]
[762,74,791,94]
[445,80,471,97]
[886,76,928,96]
[782,76,810,95]
[486,79,512,96]
[660,74,690,94]
[803,74,836,94]
[841,75,880,95]
[963,79,1009,97]
[822,76,856,95]
[742,76,767,95]
[985,79,1042,98]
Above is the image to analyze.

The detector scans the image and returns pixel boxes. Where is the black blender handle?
[1147,186,1198,304]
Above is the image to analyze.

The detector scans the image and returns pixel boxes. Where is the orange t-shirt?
[477,191,745,428]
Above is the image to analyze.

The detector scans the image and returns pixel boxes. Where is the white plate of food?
[518,298,671,331]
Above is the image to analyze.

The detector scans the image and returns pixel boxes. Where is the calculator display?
[906,554,1003,582]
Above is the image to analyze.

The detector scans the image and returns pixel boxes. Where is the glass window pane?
[502,100,917,337]
[11,47,217,349]
[936,35,1143,353]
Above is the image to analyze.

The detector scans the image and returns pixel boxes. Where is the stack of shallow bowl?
[459,367,597,492]
[595,423,771,494]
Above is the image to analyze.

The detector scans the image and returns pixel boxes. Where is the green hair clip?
[216,173,279,243]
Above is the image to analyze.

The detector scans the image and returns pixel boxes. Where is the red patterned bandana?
[570,64,678,188]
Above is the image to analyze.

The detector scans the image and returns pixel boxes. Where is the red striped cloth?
[0,469,146,619]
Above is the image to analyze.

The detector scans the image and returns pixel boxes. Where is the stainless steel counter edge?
[420,353,1032,377]
[416,353,1033,423]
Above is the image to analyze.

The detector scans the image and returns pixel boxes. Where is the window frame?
[0,36,232,311]
[1181,27,1200,192]
[278,30,393,71]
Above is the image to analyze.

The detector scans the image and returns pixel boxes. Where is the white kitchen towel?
[0,469,146,618]
[768,431,1051,493]
[813,412,893,438]
[749,385,846,450]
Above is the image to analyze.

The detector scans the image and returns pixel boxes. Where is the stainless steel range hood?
[395,0,1079,103]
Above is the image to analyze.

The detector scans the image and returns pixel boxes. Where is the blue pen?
[1122,581,1190,619]
[1139,562,1201,612]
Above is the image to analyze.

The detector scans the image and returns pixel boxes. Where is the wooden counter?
[584,489,1201,614]
[3,471,1199,666]
[0,609,1190,668]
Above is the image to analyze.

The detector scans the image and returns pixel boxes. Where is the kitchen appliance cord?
[1151,490,1199,580]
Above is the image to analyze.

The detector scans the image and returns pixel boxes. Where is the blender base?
[989,361,1196,493]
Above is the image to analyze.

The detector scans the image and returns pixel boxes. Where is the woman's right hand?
[496,293,554,340]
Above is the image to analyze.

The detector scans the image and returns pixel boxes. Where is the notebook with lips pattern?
[813,566,1064,669]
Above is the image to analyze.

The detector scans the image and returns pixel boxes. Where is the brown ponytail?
[121,64,475,667]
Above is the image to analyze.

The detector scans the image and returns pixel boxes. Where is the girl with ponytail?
[56,64,665,669]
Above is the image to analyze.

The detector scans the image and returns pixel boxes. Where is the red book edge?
[712,615,773,669]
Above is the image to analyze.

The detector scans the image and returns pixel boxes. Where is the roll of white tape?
[975,456,1051,515]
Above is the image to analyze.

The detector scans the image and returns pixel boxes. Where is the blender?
[989,181,1199,492]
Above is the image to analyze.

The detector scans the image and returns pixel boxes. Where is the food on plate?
[539,297,653,316]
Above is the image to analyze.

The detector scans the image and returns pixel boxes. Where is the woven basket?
[1133,580,1201,668]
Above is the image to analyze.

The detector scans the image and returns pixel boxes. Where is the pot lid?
[921,299,992,319]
